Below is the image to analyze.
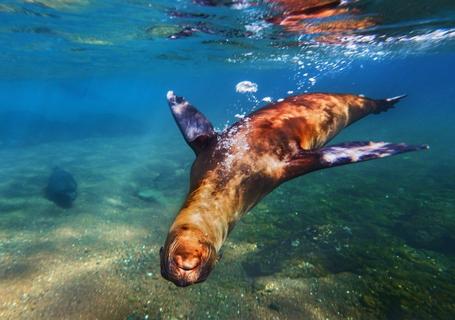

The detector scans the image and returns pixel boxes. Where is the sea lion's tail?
[372,94,407,114]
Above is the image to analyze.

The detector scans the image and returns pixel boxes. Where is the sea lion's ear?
[167,91,217,154]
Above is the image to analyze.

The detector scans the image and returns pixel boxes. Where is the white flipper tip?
[386,94,407,102]
[167,90,176,102]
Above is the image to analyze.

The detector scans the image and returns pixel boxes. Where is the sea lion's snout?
[174,251,201,270]
[160,226,217,287]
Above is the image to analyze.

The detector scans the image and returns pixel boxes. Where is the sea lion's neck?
[174,165,269,251]
[172,184,231,251]
[171,124,289,252]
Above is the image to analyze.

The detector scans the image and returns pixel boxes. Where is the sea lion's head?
[160,224,217,287]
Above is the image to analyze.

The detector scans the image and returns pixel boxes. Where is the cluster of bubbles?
[222,20,455,136]
[215,102,253,171]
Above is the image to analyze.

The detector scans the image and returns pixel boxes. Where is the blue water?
[0,0,454,319]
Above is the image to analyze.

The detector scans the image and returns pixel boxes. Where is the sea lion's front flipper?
[287,141,428,178]
[167,91,217,154]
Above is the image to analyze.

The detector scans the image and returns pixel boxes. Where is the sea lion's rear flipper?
[167,91,217,154]
[372,95,407,114]
[317,141,429,167]
[287,141,428,178]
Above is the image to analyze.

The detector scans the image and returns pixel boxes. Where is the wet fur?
[161,92,424,286]
[177,94,393,234]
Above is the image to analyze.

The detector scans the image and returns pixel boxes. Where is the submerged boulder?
[145,25,182,38]
[136,189,166,205]
[45,167,77,208]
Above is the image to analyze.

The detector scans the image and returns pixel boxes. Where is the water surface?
[0,0,454,319]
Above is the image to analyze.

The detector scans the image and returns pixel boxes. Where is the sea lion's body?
[266,0,376,38]
[160,91,427,287]
[45,167,77,208]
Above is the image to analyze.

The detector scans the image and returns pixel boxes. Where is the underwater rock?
[241,252,282,277]
[70,36,112,46]
[393,213,455,255]
[268,302,280,312]
[174,168,185,175]
[201,39,255,50]
[136,189,165,205]
[0,3,58,17]
[11,26,56,35]
[155,53,191,61]
[24,0,90,11]
[252,273,368,318]
[44,167,77,208]
[167,10,211,19]
[145,25,182,38]
[0,4,15,13]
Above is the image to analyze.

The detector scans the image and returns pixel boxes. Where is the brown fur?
[161,93,389,286]
[265,0,377,43]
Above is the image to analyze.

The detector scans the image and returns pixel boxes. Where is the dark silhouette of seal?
[160,91,428,287]
[45,167,77,208]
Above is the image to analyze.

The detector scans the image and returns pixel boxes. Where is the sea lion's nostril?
[174,254,201,270]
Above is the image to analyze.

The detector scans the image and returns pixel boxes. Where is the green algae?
[231,160,455,319]
[0,132,453,319]
[145,25,182,39]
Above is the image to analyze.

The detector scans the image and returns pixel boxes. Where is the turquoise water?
[0,0,454,319]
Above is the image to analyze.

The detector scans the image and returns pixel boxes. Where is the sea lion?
[45,167,77,208]
[160,91,428,287]
[266,0,377,36]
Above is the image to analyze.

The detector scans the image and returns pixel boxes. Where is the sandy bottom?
[0,134,454,319]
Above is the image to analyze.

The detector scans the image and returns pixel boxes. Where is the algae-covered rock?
[25,0,90,10]
[71,36,113,46]
[174,168,186,177]
[393,211,455,255]
[146,25,181,38]
[0,4,16,13]
[136,189,166,205]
